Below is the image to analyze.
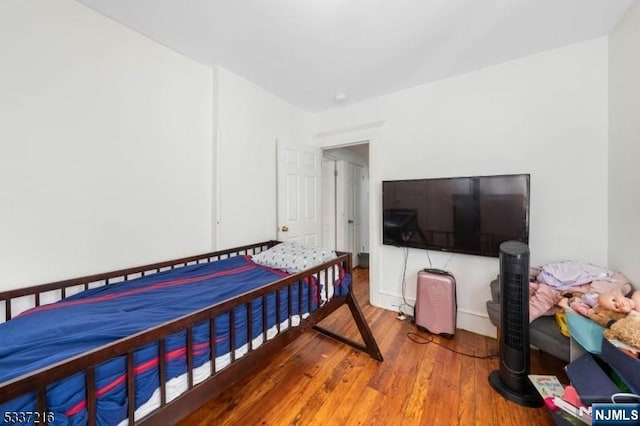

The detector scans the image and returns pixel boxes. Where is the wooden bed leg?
[313,292,384,362]
[345,291,384,361]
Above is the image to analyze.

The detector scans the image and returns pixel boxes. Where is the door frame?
[314,122,384,306]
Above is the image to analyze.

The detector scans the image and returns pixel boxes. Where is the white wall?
[0,0,213,289]
[313,38,609,336]
[0,0,621,338]
[609,1,640,286]
[215,67,310,248]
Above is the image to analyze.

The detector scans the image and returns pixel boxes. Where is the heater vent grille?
[503,270,525,351]
[488,240,542,407]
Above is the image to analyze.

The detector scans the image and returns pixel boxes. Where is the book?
[607,338,640,358]
[551,410,590,426]
[528,374,565,399]
[552,397,591,425]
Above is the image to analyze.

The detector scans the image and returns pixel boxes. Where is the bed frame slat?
[309,275,314,313]
[261,295,267,342]
[315,271,321,310]
[298,280,303,320]
[187,326,194,390]
[229,309,236,364]
[287,286,292,329]
[37,389,47,426]
[209,318,216,374]
[126,352,135,425]
[276,289,282,332]
[159,338,167,407]
[4,300,10,322]
[86,367,96,426]
[247,301,253,352]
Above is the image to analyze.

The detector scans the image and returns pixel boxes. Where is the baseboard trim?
[373,292,497,338]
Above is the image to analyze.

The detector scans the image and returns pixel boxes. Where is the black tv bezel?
[382,173,530,258]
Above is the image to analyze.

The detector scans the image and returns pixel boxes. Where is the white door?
[321,158,337,249]
[346,163,362,266]
[277,141,322,245]
[360,167,370,254]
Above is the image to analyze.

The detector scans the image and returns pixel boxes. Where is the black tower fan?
[488,241,542,407]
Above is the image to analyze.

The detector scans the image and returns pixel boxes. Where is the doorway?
[321,143,369,268]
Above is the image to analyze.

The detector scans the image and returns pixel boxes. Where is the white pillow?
[251,242,337,273]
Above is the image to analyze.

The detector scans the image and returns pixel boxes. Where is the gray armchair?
[486,278,570,362]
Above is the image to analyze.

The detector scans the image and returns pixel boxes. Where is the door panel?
[346,163,362,267]
[277,142,321,245]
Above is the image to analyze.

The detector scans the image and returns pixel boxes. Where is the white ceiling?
[75,0,636,112]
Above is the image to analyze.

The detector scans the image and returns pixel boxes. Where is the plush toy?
[559,289,640,346]
[604,310,640,350]
[598,289,640,314]
[588,305,628,328]
[559,289,636,328]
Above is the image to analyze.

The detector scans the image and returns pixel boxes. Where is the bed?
[0,241,383,425]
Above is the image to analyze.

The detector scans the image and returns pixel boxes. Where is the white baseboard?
[457,309,497,338]
[373,291,497,338]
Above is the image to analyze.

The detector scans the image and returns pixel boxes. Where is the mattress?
[0,255,350,425]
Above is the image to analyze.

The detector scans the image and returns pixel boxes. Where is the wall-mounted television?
[382,174,530,257]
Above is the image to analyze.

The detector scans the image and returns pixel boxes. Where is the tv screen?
[382,174,530,257]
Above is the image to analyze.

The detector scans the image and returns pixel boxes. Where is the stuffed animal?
[588,305,628,328]
[604,310,640,350]
[598,289,640,314]
[559,289,633,328]
[559,289,640,346]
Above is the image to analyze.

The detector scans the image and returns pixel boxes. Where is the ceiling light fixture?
[335,92,347,103]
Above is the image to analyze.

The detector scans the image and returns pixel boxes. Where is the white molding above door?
[313,121,384,147]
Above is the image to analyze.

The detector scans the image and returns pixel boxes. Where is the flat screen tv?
[382,174,530,257]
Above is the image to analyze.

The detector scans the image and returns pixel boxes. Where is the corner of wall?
[211,65,221,250]
[607,0,640,284]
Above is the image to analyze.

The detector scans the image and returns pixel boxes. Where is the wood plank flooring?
[178,268,568,426]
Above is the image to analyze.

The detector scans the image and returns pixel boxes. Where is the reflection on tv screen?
[382,174,529,257]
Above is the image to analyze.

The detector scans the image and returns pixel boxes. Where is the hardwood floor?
[178,268,568,426]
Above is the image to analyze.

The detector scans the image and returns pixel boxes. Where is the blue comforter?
[0,255,350,425]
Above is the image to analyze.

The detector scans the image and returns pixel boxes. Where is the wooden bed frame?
[0,241,383,425]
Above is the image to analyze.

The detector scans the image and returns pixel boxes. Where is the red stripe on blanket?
[65,341,215,416]
[246,259,289,277]
[21,264,257,317]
